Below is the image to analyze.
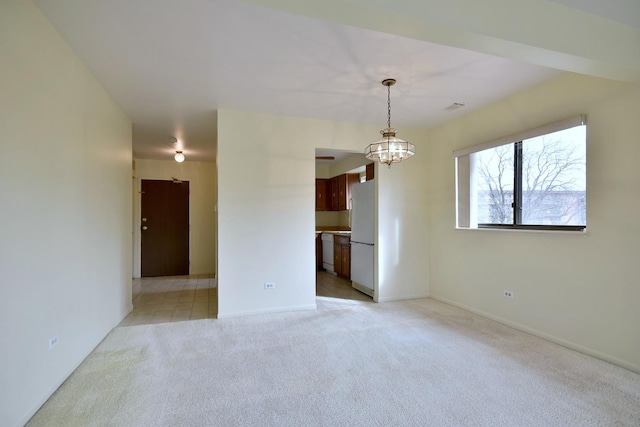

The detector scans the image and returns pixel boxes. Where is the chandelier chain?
[363,77,415,167]
[387,84,391,129]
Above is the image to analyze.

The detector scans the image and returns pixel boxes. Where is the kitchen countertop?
[316,226,351,236]
[316,226,350,233]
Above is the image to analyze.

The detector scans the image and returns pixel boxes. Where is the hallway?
[119,272,372,327]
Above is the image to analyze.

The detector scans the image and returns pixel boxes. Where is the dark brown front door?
[141,179,189,277]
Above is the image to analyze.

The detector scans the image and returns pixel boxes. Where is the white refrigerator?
[350,179,374,297]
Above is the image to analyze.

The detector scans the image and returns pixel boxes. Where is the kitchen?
[315,150,375,301]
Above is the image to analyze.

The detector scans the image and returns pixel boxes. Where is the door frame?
[132,176,191,278]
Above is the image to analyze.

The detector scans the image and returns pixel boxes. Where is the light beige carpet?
[28,298,640,426]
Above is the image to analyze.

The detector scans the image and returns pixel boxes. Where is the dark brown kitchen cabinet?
[345,174,360,210]
[330,177,338,210]
[330,173,359,211]
[366,162,375,181]
[315,179,329,211]
[316,173,359,211]
[334,235,350,279]
[338,175,348,210]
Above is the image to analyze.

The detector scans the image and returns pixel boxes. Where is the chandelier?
[364,78,415,168]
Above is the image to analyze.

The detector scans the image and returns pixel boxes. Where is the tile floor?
[119,271,372,327]
[119,274,217,326]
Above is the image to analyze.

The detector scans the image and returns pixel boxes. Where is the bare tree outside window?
[475,145,513,224]
[521,128,586,225]
[474,126,586,226]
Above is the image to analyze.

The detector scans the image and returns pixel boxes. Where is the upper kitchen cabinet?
[316,173,359,211]
[366,163,374,181]
[338,174,359,210]
[326,173,359,211]
[329,177,338,210]
[316,179,329,211]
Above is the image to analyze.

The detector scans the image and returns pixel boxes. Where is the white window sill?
[455,227,588,237]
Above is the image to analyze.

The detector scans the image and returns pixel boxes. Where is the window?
[455,116,586,231]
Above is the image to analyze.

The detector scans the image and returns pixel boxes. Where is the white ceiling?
[33,0,639,162]
[546,0,640,28]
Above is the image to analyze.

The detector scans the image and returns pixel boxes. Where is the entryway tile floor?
[119,272,372,327]
[119,274,217,326]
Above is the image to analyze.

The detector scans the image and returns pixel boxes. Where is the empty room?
[1,1,639,426]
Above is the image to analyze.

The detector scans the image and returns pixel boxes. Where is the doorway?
[141,179,189,277]
[314,149,373,306]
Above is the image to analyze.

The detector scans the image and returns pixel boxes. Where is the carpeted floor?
[27,298,640,426]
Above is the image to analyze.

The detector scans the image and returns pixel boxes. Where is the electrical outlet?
[264,282,275,290]
[503,290,514,299]
[49,336,59,349]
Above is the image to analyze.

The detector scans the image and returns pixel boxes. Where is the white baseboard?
[217,303,317,319]
[377,293,430,303]
[430,295,639,374]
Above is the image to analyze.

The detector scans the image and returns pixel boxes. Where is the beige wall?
[426,73,640,372]
[315,153,367,179]
[133,159,217,277]
[315,211,350,228]
[217,110,429,316]
[0,1,132,426]
[376,130,430,302]
[329,153,369,178]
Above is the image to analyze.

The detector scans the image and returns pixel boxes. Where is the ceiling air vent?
[444,102,466,111]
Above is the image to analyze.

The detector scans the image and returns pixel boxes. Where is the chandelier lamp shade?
[364,78,415,167]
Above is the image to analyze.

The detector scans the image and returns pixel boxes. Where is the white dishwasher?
[321,233,335,273]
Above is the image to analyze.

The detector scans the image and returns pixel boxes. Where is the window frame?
[455,115,587,232]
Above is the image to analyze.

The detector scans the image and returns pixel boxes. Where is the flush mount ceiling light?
[364,78,415,168]
[170,137,185,162]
